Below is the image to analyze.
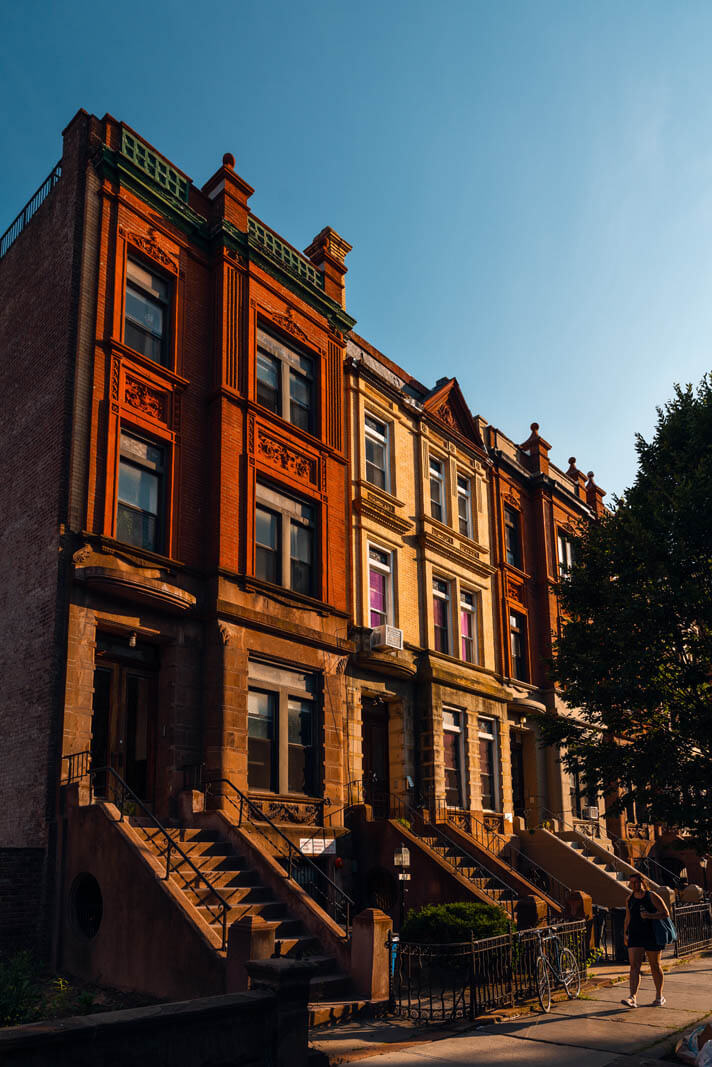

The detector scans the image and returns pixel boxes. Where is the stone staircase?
[564,837,628,881]
[413,826,518,915]
[133,822,353,1002]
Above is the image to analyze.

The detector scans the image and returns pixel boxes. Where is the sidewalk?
[312,954,712,1066]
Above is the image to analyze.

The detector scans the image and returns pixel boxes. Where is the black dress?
[627,890,659,951]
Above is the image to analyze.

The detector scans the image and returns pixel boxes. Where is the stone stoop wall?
[57,796,224,1000]
[0,848,45,954]
[0,991,281,1067]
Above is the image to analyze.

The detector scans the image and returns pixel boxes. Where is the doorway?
[91,636,158,803]
[362,698,389,818]
[510,734,525,817]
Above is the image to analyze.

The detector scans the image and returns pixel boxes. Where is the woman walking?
[622,872,670,1007]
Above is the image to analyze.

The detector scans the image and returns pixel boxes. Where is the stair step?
[276,935,322,957]
[309,999,370,1030]
[187,882,271,906]
[309,973,353,1001]
[274,918,306,937]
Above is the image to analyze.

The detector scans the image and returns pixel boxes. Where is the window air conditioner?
[585,806,599,821]
[370,625,404,652]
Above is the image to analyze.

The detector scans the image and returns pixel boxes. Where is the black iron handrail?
[61,752,231,950]
[1,163,62,258]
[636,854,684,892]
[206,777,354,936]
[430,800,571,911]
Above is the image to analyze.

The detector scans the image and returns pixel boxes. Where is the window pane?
[479,737,495,809]
[257,352,280,412]
[126,286,164,339]
[288,698,314,794]
[256,506,280,584]
[458,490,471,536]
[290,521,313,595]
[365,437,386,488]
[118,461,159,515]
[116,504,157,552]
[369,569,387,627]
[248,690,276,791]
[127,259,169,303]
[504,507,522,569]
[444,729,462,808]
[248,661,315,693]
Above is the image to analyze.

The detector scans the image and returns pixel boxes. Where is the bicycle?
[534,929,581,1012]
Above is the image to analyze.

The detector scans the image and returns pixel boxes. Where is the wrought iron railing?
[1,163,62,259]
[674,901,712,956]
[636,854,684,892]
[390,920,587,1021]
[431,801,571,912]
[61,752,231,949]
[206,777,353,936]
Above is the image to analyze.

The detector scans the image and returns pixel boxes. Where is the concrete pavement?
[313,954,712,1066]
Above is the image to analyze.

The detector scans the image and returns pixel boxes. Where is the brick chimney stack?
[304,227,351,308]
[202,152,254,231]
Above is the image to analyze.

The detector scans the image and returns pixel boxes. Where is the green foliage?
[400,901,510,944]
[542,377,712,848]
[0,951,39,1026]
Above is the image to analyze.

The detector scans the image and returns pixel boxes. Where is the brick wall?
[0,848,45,953]
[0,112,95,849]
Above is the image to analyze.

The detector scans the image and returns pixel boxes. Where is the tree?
[541,378,712,849]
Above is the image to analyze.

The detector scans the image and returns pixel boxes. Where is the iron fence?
[674,901,712,956]
[390,920,587,1022]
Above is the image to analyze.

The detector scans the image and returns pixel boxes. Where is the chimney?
[566,457,588,503]
[518,423,551,475]
[202,152,254,231]
[304,227,351,308]
[586,472,607,516]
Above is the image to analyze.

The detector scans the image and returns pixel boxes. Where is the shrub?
[0,951,40,1026]
[400,901,510,944]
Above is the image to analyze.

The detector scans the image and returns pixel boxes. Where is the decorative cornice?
[418,528,494,575]
[352,491,412,535]
[269,308,310,344]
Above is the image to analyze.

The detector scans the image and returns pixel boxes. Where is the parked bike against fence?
[535,929,581,1012]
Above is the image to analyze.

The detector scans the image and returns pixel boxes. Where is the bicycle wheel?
[560,948,581,999]
[536,956,551,1012]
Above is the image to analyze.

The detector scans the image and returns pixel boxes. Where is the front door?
[510,735,525,817]
[91,638,157,803]
[362,699,389,818]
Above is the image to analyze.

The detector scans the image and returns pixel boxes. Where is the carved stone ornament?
[436,403,458,431]
[225,247,247,267]
[257,429,315,480]
[124,377,167,421]
[271,308,309,344]
[247,414,255,454]
[121,227,178,274]
[504,491,520,509]
[252,799,320,824]
[72,544,94,565]
[111,357,120,402]
[218,621,232,646]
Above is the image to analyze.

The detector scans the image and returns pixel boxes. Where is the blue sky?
[3,1,712,499]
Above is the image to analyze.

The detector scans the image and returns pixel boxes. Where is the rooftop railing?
[1,163,62,260]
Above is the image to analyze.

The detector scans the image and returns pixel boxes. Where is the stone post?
[516,895,548,929]
[226,916,279,992]
[351,908,392,1001]
[245,958,318,1067]
[565,890,594,951]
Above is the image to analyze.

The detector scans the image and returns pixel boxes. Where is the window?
[443,708,465,808]
[570,763,597,820]
[460,589,480,664]
[457,475,473,538]
[478,718,499,811]
[248,690,277,791]
[256,328,315,433]
[557,531,576,576]
[255,483,316,596]
[432,578,451,654]
[117,432,165,553]
[368,545,394,628]
[504,506,522,569]
[364,415,389,490]
[124,258,170,364]
[248,660,318,795]
[509,610,528,682]
[430,457,446,522]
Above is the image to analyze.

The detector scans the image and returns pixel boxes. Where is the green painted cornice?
[219,219,357,335]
